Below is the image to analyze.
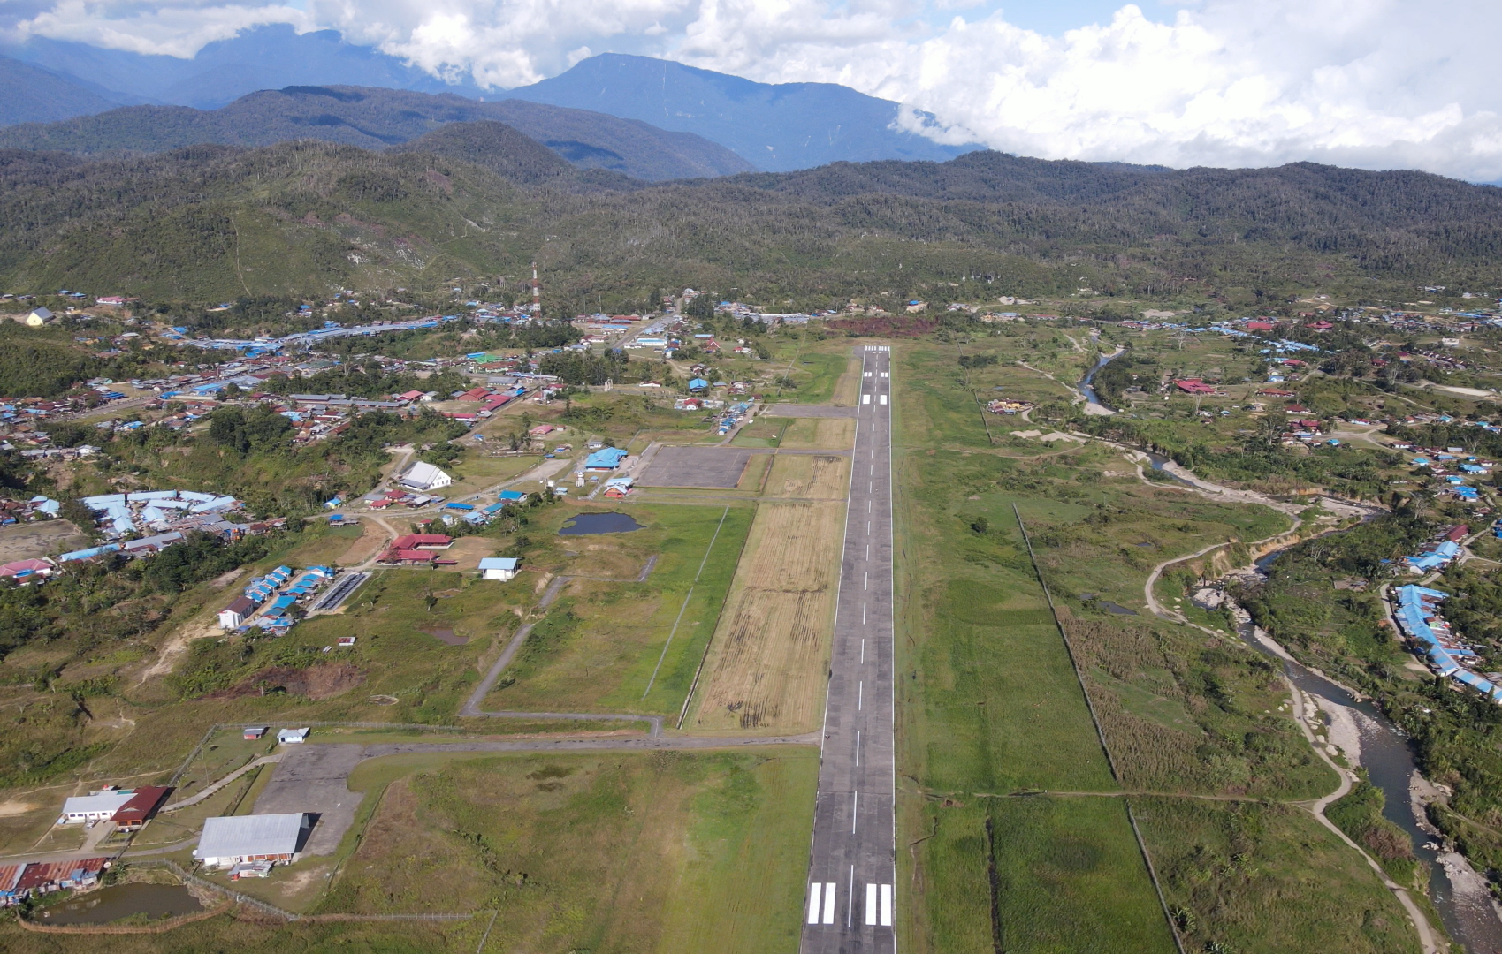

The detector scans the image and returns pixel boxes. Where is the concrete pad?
[251,743,365,857]
[637,446,754,488]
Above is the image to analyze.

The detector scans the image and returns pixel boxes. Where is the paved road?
[802,344,897,953]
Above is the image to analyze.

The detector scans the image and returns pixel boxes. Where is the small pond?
[41,882,204,926]
[1079,593,1139,616]
[559,512,644,536]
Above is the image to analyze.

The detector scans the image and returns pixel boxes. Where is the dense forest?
[1,129,1501,309]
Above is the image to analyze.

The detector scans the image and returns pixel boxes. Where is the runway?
[801,344,897,953]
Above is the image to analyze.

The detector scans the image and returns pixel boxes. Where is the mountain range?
[1,122,1497,309]
[0,87,753,181]
[0,29,971,174]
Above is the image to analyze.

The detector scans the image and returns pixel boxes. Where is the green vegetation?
[1135,798,1420,952]
[894,334,1414,950]
[321,749,817,951]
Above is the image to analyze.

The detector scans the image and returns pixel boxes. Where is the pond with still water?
[558,512,644,536]
[41,882,203,926]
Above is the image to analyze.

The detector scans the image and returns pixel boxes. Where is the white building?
[277,727,309,744]
[478,557,520,581]
[399,461,452,491]
[25,307,53,327]
[195,813,310,868]
[59,790,134,824]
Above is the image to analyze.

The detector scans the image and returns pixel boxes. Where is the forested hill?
[2,132,1501,307]
[0,86,753,181]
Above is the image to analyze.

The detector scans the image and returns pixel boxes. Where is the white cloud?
[11,0,1502,180]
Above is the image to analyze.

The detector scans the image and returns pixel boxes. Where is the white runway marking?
[867,500,871,513]
[861,638,865,662]
[863,571,868,590]
[852,792,858,833]
[866,883,878,926]
[862,394,870,405]
[856,730,861,765]
[808,883,826,924]
[866,543,870,560]
[867,520,871,534]
[847,867,855,928]
[880,883,893,927]
[880,395,888,406]
[824,881,837,925]
[858,681,863,709]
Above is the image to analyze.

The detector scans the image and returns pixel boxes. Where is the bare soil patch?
[425,628,467,646]
[766,454,849,499]
[336,521,390,565]
[210,663,367,700]
[0,520,88,563]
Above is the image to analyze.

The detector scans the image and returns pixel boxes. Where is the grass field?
[691,501,844,733]
[831,357,863,406]
[891,334,1421,952]
[1134,797,1420,952]
[484,502,754,716]
[319,748,819,952]
[731,417,787,448]
[765,453,850,500]
[779,418,856,451]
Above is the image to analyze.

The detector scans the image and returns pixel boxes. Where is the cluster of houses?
[0,859,111,905]
[57,785,170,829]
[1403,526,1470,573]
[1392,584,1502,704]
[217,565,335,633]
[1404,449,1494,501]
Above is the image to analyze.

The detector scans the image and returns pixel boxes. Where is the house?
[584,447,629,471]
[498,490,527,503]
[24,307,53,327]
[194,813,310,868]
[479,557,521,581]
[243,726,269,740]
[1174,379,1217,395]
[399,461,453,491]
[58,789,134,824]
[603,476,634,498]
[389,534,453,551]
[218,595,256,630]
[277,727,309,744]
[110,786,170,831]
[688,378,708,392]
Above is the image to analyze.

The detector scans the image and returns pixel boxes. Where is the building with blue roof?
[585,447,629,470]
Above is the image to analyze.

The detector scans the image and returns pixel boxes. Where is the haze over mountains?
[503,53,970,171]
[0,27,971,175]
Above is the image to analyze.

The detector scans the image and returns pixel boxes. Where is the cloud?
[10,0,1502,181]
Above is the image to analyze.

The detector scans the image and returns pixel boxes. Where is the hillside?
[0,57,129,127]
[505,53,973,171]
[1,138,1500,308]
[0,86,755,181]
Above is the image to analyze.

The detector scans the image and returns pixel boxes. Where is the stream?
[1077,347,1123,413]
[1209,551,1502,952]
[1081,338,1500,947]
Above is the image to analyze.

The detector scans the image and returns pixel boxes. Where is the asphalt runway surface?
[802,345,897,953]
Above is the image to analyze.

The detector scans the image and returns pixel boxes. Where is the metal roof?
[195,813,307,861]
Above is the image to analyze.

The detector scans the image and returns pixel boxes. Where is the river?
[1211,552,1502,952]
[1077,346,1124,414]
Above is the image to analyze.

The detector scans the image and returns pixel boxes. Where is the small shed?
[243,726,269,740]
[479,557,520,581]
[277,727,309,744]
